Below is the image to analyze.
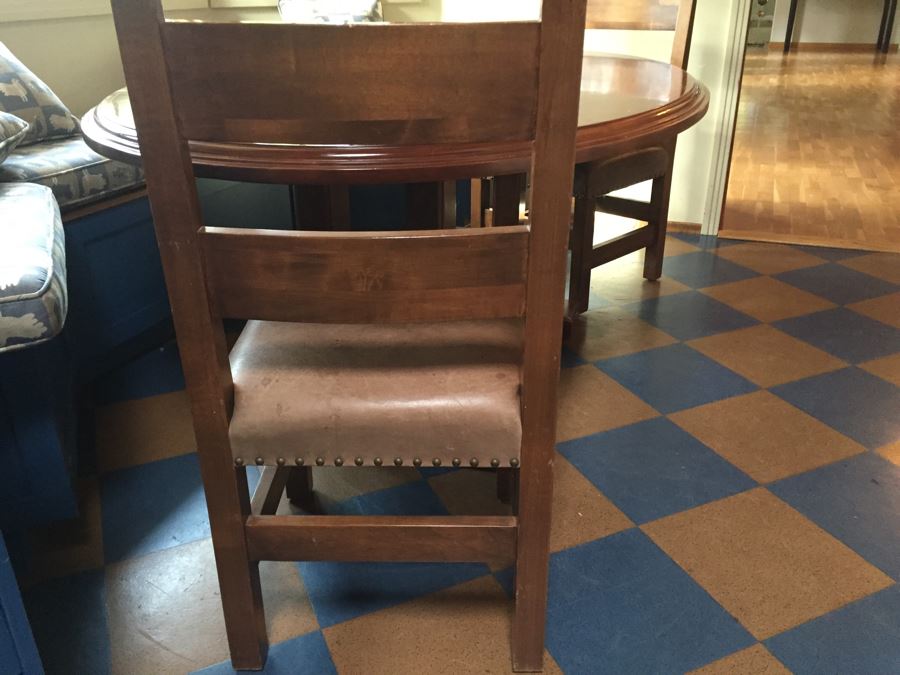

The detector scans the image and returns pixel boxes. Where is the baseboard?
[768,42,899,53]
[718,229,900,254]
[667,221,702,234]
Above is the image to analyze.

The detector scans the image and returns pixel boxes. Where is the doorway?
[718,0,900,252]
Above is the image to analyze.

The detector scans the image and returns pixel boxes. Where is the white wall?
[772,0,899,45]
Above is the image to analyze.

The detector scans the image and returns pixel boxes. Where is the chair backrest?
[109,0,586,453]
[586,0,696,69]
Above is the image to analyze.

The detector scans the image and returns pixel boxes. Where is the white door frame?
[703,0,753,235]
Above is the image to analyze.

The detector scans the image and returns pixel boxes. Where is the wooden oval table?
[82,54,709,227]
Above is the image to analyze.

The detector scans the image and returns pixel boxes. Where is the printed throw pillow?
[0,42,80,146]
[0,110,28,165]
[278,0,383,23]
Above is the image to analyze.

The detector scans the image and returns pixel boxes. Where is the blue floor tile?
[776,264,898,306]
[193,630,337,675]
[765,585,900,675]
[23,569,110,675]
[772,368,900,449]
[101,454,261,563]
[771,453,900,579]
[597,344,757,414]
[788,245,869,262]
[774,308,900,364]
[559,418,755,523]
[299,481,489,627]
[625,292,758,341]
[662,251,758,289]
[94,341,184,404]
[546,530,754,674]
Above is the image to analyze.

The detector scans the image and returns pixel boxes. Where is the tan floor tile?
[589,256,691,305]
[664,236,701,257]
[95,390,196,473]
[307,466,422,505]
[671,391,865,483]
[688,325,846,387]
[701,276,836,323]
[715,242,825,275]
[429,455,632,553]
[841,253,900,285]
[849,292,900,329]
[643,488,893,640]
[549,453,633,552]
[22,477,104,587]
[566,306,677,361]
[689,644,790,675]
[323,576,563,675]
[860,353,900,387]
[878,440,900,466]
[107,538,317,675]
[556,365,658,442]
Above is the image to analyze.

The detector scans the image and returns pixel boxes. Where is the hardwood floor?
[721,50,900,252]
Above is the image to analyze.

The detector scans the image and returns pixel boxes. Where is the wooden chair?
[108,0,587,671]
[567,0,697,316]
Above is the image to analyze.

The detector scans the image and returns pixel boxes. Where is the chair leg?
[206,466,269,670]
[286,466,317,512]
[497,468,519,511]
[567,189,595,317]
[512,458,553,672]
[643,153,675,282]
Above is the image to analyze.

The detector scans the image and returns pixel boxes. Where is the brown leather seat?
[229,319,524,467]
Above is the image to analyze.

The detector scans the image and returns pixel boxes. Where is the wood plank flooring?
[721,50,900,252]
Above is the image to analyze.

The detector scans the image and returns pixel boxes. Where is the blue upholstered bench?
[0,183,78,529]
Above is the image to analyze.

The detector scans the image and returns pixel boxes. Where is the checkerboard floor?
[10,235,900,674]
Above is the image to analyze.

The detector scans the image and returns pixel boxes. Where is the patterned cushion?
[277,0,383,22]
[0,42,80,146]
[0,183,67,353]
[0,135,144,212]
[0,111,28,165]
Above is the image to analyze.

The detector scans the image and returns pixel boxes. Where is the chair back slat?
[161,21,541,145]
[201,226,529,324]
[586,0,696,68]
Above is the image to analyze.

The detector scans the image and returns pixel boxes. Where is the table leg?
[493,173,526,227]
[784,0,799,53]
[291,185,350,230]
[406,181,457,229]
[880,0,898,53]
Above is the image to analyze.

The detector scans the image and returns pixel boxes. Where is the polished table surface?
[82,54,709,184]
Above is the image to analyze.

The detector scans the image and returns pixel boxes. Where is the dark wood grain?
[162,21,540,146]
[246,515,517,566]
[201,225,529,323]
[513,0,588,669]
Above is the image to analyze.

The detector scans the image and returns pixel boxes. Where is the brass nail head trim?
[295,457,305,466]
[432,458,442,467]
[490,458,500,468]
[355,457,364,467]
[234,457,244,467]
[413,458,422,467]
[334,457,344,467]
[510,458,520,468]
[469,458,479,467]
[276,457,286,466]
[374,457,383,467]
[255,457,265,466]
[452,458,461,467]
[394,457,403,466]
[315,457,325,466]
